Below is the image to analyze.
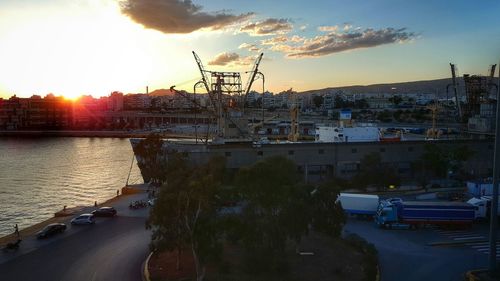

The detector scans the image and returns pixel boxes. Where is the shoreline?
[0,184,147,245]
[0,130,202,139]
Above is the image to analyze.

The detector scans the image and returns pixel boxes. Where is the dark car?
[36,223,66,239]
[91,207,117,217]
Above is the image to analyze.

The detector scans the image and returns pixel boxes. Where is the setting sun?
[0,1,166,99]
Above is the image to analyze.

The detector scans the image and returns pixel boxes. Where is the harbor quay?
[131,138,495,183]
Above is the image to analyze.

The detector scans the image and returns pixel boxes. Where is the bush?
[345,234,378,281]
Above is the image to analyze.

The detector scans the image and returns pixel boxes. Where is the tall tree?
[148,154,226,281]
[230,156,310,272]
[134,133,166,184]
[310,182,346,237]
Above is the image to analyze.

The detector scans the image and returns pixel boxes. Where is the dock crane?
[191,51,265,140]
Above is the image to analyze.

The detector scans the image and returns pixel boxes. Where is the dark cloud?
[267,27,416,58]
[240,18,292,36]
[120,0,253,34]
[208,52,254,66]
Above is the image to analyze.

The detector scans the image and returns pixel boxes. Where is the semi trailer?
[338,193,380,217]
[375,200,476,229]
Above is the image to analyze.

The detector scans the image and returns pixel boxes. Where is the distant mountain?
[300,77,500,97]
[148,88,175,96]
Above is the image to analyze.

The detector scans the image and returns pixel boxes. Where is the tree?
[147,154,226,281]
[419,144,474,179]
[354,98,369,109]
[354,152,400,190]
[310,182,346,237]
[229,156,310,272]
[226,156,346,273]
[334,95,346,109]
[134,134,166,184]
[389,95,403,106]
[377,110,392,122]
[313,95,324,108]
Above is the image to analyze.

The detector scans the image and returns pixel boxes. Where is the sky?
[0,0,499,99]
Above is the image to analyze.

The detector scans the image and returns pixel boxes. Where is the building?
[0,95,73,129]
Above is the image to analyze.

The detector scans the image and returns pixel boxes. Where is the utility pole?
[450,63,462,120]
[489,61,500,274]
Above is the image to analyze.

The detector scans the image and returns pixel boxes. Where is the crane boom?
[243,53,264,101]
[192,51,211,93]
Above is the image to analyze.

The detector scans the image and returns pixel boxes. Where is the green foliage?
[134,134,166,184]
[354,152,401,190]
[344,234,378,281]
[419,144,475,178]
[310,183,346,237]
[388,95,403,106]
[231,156,309,260]
[148,153,226,280]
[224,156,345,274]
[354,99,369,109]
[376,110,392,122]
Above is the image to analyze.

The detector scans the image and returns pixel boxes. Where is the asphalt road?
[345,219,490,281]
[0,194,151,281]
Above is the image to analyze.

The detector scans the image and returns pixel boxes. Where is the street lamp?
[489,66,500,273]
[256,72,265,125]
[193,81,206,144]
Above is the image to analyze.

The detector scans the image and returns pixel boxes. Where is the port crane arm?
[243,53,264,106]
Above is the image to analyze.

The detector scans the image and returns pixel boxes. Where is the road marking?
[453,236,484,240]
[449,233,481,237]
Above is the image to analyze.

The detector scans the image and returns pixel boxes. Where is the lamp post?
[489,63,500,273]
[193,81,206,144]
[256,72,265,125]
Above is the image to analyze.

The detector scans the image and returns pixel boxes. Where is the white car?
[71,214,95,225]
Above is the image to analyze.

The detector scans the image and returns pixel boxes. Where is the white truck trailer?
[467,196,500,220]
[338,193,380,217]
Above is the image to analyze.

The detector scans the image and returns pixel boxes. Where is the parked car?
[91,207,117,217]
[70,214,95,225]
[36,223,66,239]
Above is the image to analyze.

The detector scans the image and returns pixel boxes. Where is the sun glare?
[0,1,159,99]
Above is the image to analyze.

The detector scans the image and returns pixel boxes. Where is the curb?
[375,265,381,281]
[142,251,154,281]
[428,239,500,247]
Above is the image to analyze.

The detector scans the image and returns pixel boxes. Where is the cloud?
[238,43,261,52]
[261,35,289,45]
[208,52,255,66]
[318,25,338,32]
[266,27,416,58]
[119,0,254,34]
[240,18,293,36]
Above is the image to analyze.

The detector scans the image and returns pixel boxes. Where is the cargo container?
[375,200,475,228]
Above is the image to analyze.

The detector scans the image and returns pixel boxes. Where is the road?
[0,193,151,281]
[345,219,490,281]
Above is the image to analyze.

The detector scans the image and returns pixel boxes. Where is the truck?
[375,200,476,229]
[467,196,500,220]
[338,193,380,217]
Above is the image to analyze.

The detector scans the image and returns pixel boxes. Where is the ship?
[130,52,494,183]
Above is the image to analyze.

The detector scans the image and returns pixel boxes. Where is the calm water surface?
[0,137,143,236]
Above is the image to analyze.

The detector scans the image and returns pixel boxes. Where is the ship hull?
[130,138,494,183]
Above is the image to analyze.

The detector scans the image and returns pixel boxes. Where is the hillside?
[300,77,500,97]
